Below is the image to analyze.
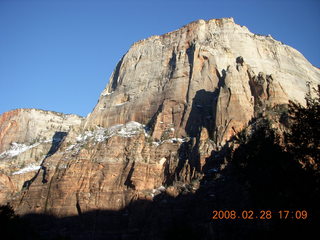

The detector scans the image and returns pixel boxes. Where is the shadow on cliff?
[185,89,219,139]
[172,89,219,180]
[8,102,320,239]
[9,121,319,240]
[10,175,319,240]
[46,132,68,157]
[23,132,68,188]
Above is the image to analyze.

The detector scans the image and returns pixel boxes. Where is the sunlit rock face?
[0,109,83,204]
[0,18,319,218]
[85,17,320,142]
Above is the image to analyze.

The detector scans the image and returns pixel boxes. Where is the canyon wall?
[0,18,319,221]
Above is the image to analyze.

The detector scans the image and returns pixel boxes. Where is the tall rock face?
[84,18,319,143]
[0,18,319,235]
[0,109,82,204]
[0,109,82,153]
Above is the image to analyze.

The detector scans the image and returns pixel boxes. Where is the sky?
[0,0,319,117]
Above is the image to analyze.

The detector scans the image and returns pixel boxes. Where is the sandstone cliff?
[0,109,82,204]
[84,18,319,144]
[0,18,319,232]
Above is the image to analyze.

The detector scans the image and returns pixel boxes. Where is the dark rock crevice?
[124,161,136,190]
[185,43,196,104]
[22,132,68,189]
[110,56,125,92]
[168,50,177,80]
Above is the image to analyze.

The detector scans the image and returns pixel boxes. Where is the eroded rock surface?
[0,109,82,204]
[85,18,319,143]
[0,18,319,223]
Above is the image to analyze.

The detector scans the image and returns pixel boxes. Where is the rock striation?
[85,18,319,143]
[0,18,319,230]
[0,109,82,204]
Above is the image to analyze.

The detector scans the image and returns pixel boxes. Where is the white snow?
[101,91,114,97]
[151,137,187,147]
[166,138,186,143]
[114,102,128,106]
[158,185,166,191]
[151,185,166,197]
[66,144,76,151]
[152,141,160,146]
[76,131,94,142]
[94,128,108,142]
[71,121,146,152]
[12,164,41,175]
[117,121,144,137]
[0,142,41,159]
[71,122,187,153]
[159,157,166,165]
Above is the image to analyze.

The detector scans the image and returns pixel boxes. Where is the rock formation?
[0,18,319,238]
[0,109,82,204]
[85,18,319,143]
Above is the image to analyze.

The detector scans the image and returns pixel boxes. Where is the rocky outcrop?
[214,58,290,144]
[0,109,82,204]
[0,173,15,204]
[0,18,319,224]
[0,109,82,153]
[13,123,190,215]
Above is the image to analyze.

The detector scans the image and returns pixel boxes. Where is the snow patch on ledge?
[166,138,186,143]
[151,185,166,198]
[12,164,41,175]
[114,102,128,107]
[0,142,41,159]
[101,91,114,97]
[69,121,147,151]
[116,121,145,137]
[152,138,188,146]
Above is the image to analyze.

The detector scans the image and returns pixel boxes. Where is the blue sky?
[1,0,319,117]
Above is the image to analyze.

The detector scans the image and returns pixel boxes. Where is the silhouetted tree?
[0,204,16,224]
[228,87,320,238]
[231,119,312,209]
[286,85,320,172]
[0,204,40,239]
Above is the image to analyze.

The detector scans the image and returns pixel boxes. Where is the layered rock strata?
[0,109,82,204]
[0,18,319,219]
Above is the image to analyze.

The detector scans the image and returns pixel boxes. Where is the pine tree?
[286,85,320,172]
